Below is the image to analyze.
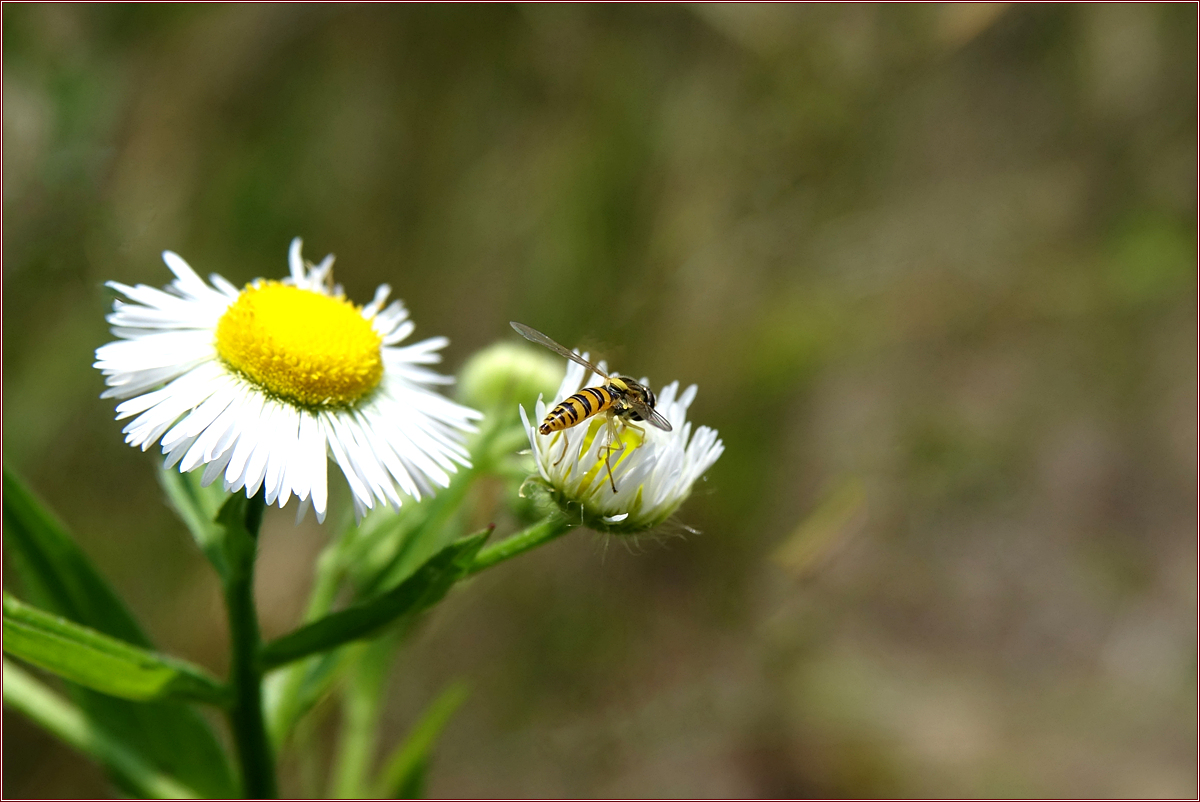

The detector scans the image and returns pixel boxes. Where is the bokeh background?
[3,4,1196,797]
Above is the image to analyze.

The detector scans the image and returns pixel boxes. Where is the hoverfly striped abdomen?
[510,322,674,494]
[539,386,622,434]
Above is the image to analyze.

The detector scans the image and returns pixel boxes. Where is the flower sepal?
[519,475,667,536]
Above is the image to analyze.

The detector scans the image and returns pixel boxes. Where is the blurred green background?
[3,4,1196,797]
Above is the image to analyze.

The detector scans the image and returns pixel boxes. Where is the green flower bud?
[457,341,563,416]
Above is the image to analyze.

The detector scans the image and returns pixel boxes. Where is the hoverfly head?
[617,379,656,421]
[638,384,657,410]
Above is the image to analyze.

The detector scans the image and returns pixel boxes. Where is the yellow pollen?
[215,281,383,408]
[572,417,646,491]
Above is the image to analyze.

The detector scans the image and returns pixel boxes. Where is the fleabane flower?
[519,356,724,533]
[94,238,482,523]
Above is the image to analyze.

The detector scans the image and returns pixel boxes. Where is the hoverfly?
[510,321,672,493]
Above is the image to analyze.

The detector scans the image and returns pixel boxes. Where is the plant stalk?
[467,516,573,575]
[224,492,277,798]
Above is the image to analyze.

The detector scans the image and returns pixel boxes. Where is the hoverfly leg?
[602,412,624,494]
[622,420,646,449]
[602,442,617,494]
[553,430,571,467]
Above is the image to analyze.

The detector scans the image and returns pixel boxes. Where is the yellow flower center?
[215,281,383,409]
[571,416,646,490]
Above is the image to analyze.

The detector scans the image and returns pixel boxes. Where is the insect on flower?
[510,322,672,493]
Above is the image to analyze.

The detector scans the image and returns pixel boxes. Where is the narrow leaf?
[359,471,474,597]
[329,639,392,799]
[376,681,470,799]
[3,660,200,799]
[2,467,237,797]
[394,758,429,800]
[3,594,227,706]
[265,650,346,747]
[3,468,149,646]
[261,529,491,671]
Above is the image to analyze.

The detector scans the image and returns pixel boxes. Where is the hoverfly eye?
[645,388,656,407]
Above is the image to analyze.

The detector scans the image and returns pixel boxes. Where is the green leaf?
[158,467,229,582]
[261,528,491,671]
[329,638,393,799]
[3,467,150,646]
[3,594,227,706]
[2,467,237,797]
[3,659,201,799]
[394,758,429,800]
[376,681,470,799]
[349,473,471,598]
[265,650,345,747]
[265,524,361,748]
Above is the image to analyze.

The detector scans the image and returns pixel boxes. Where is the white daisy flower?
[94,238,482,523]
[519,355,724,533]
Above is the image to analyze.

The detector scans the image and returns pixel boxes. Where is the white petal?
[321,412,373,511]
[361,284,392,319]
[224,392,267,491]
[288,237,305,282]
[97,239,481,525]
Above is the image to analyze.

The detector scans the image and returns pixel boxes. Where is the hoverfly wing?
[633,400,673,432]
[510,322,611,380]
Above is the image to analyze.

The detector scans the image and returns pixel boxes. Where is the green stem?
[467,516,574,575]
[224,493,277,798]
